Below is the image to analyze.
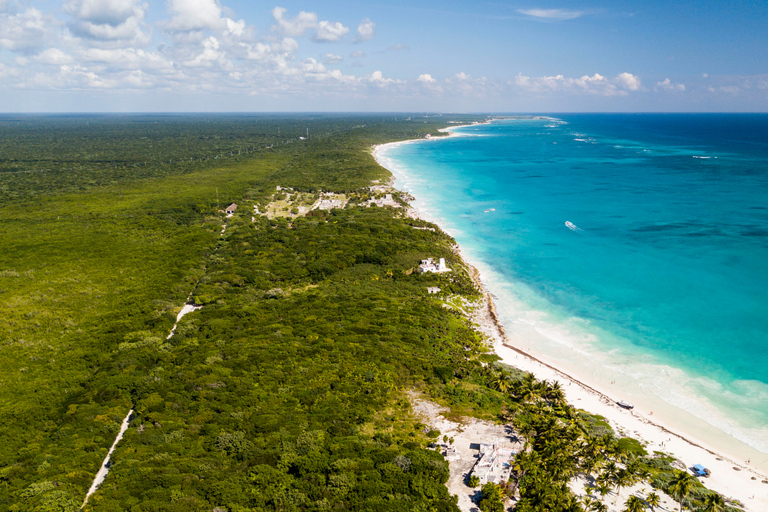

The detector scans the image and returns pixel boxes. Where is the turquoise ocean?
[376,115,768,456]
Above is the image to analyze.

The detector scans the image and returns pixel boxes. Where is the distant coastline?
[372,122,768,510]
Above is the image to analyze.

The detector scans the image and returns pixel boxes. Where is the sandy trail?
[166,303,202,339]
[83,302,202,506]
[81,409,133,508]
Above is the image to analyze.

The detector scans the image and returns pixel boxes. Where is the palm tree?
[623,495,645,512]
[645,491,661,511]
[595,480,612,499]
[561,495,583,512]
[669,470,696,512]
[546,380,566,405]
[610,468,634,504]
[578,437,607,481]
[510,450,541,496]
[701,493,726,512]
[515,372,538,403]
[493,373,510,393]
[582,496,608,512]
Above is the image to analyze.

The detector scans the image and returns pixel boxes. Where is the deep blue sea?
[377,114,768,454]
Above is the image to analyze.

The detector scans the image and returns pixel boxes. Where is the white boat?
[565,221,579,231]
[617,400,634,410]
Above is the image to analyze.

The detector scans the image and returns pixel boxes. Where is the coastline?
[372,128,768,511]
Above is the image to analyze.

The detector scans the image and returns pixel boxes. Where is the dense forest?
[0,114,737,512]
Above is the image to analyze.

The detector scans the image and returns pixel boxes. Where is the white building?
[471,443,515,485]
[419,257,451,273]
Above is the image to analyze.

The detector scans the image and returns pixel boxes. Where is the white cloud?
[708,85,740,94]
[65,0,138,26]
[517,8,585,20]
[271,6,316,37]
[513,72,642,96]
[417,73,435,83]
[441,72,493,97]
[164,0,244,38]
[0,3,663,109]
[313,20,349,42]
[34,64,113,89]
[66,0,151,46]
[417,73,444,93]
[301,57,326,73]
[33,48,74,65]
[166,0,223,32]
[324,53,343,64]
[225,18,245,37]
[355,18,374,43]
[367,70,387,83]
[0,7,51,54]
[242,37,298,63]
[82,48,173,71]
[122,69,155,88]
[617,72,641,91]
[183,36,226,67]
[271,6,348,42]
[656,78,685,91]
[365,70,403,87]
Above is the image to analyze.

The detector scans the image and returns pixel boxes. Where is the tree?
[611,468,634,500]
[510,449,541,496]
[595,480,612,499]
[623,495,645,512]
[645,491,661,511]
[468,475,480,488]
[669,471,696,512]
[579,437,606,482]
[492,373,510,393]
[478,482,504,512]
[702,493,726,512]
[545,380,566,406]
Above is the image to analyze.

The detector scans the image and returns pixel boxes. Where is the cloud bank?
[0,2,749,110]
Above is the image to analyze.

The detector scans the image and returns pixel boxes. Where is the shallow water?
[377,114,768,454]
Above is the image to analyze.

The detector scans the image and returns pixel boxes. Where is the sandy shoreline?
[372,127,768,511]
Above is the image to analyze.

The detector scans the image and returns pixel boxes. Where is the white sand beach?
[373,131,768,511]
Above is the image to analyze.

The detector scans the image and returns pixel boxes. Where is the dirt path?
[81,409,134,508]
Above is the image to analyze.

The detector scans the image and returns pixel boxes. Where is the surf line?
[81,409,134,508]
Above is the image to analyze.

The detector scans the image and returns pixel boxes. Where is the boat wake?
[565,221,583,232]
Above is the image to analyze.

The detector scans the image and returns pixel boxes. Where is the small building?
[471,443,515,485]
[226,203,238,214]
[443,446,460,462]
[365,193,400,208]
[316,199,345,210]
[427,287,441,294]
[419,257,451,273]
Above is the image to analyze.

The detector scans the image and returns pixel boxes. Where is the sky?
[0,0,766,112]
